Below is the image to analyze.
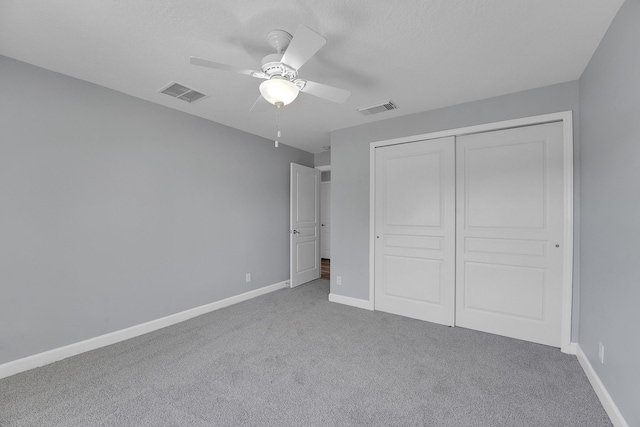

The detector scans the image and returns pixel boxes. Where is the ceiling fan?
[190,25,351,109]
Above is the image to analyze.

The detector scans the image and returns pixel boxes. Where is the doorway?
[320,180,331,280]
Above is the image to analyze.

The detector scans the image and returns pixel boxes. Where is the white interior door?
[290,163,320,288]
[455,122,565,347]
[374,137,456,325]
[320,182,331,259]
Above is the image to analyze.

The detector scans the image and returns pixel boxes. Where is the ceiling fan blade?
[280,25,326,71]
[190,56,266,79]
[301,80,351,104]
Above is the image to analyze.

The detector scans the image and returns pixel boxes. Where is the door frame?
[369,111,574,353]
[320,181,331,259]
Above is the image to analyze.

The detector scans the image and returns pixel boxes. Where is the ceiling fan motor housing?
[261,53,297,80]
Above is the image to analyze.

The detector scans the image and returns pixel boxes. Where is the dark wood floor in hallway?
[321,258,330,280]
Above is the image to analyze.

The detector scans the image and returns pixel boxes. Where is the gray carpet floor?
[0,279,611,426]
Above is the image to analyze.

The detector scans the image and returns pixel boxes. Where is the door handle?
[292,230,300,235]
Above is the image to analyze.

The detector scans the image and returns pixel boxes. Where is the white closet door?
[374,137,455,325]
[455,122,565,347]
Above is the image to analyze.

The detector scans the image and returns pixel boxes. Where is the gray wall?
[0,55,313,365]
[579,0,640,424]
[314,150,331,168]
[330,81,580,337]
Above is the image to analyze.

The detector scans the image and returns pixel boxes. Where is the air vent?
[357,100,398,116]
[159,82,207,103]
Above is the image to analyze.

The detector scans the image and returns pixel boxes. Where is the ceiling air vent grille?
[357,100,398,116]
[159,82,207,103]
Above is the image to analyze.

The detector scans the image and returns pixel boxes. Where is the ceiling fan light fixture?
[259,77,299,106]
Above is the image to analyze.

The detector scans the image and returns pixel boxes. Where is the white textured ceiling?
[0,0,624,153]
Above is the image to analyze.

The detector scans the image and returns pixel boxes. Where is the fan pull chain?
[274,102,282,147]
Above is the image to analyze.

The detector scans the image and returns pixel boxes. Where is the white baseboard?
[0,280,290,380]
[328,293,374,311]
[576,345,629,427]
[563,341,578,355]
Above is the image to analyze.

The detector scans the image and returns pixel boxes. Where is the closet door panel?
[374,137,455,325]
[455,122,565,347]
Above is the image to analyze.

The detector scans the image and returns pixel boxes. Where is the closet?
[373,121,566,347]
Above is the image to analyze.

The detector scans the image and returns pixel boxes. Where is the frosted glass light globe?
[259,77,300,106]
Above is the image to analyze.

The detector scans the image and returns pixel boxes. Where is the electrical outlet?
[598,342,605,364]
[336,276,342,285]
[245,273,251,283]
